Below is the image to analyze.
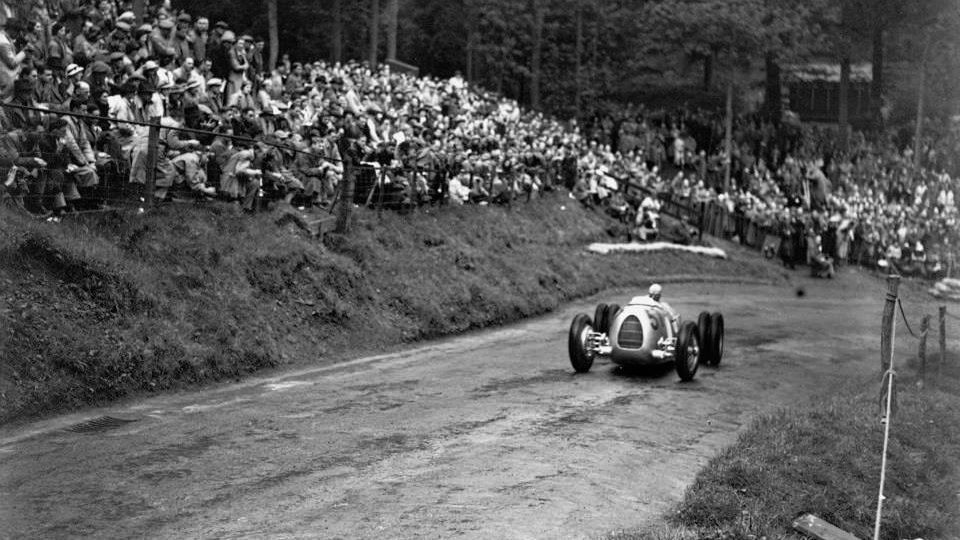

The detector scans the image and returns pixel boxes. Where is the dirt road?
[0,272,929,539]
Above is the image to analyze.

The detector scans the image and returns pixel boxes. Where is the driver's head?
[648,283,662,302]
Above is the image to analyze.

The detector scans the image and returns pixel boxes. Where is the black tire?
[607,303,621,328]
[674,320,700,382]
[594,303,609,334]
[568,313,595,373]
[697,311,712,365]
[708,312,724,366]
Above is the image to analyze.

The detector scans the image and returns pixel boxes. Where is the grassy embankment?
[0,191,781,425]
[622,347,960,539]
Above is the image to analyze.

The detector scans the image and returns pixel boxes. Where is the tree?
[385,0,399,60]
[368,0,380,68]
[644,0,768,190]
[266,0,278,71]
[529,0,546,110]
[331,0,343,63]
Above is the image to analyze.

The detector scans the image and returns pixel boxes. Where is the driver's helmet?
[648,283,662,302]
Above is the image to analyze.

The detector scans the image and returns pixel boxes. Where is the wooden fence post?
[698,201,705,241]
[918,314,930,384]
[880,275,901,373]
[144,116,160,207]
[939,305,947,378]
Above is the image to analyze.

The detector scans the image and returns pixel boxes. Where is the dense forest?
[173,0,960,121]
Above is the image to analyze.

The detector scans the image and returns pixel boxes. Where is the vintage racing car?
[567,293,724,381]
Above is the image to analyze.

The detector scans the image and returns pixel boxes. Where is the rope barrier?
[0,101,507,176]
[896,298,927,339]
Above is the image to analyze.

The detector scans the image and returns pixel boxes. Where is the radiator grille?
[618,315,644,348]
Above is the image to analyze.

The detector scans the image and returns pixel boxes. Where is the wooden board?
[792,513,861,540]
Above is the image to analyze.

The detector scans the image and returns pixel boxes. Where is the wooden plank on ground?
[792,513,861,540]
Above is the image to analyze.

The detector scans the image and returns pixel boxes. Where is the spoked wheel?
[697,311,712,365]
[674,321,700,382]
[708,312,725,366]
[568,313,595,373]
[593,303,609,334]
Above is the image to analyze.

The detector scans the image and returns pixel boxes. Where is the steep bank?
[0,192,782,424]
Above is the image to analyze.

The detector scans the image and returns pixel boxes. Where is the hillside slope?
[0,193,783,424]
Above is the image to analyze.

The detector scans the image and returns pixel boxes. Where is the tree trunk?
[838,52,850,150]
[764,54,781,120]
[336,151,356,234]
[385,0,398,61]
[530,0,545,110]
[266,0,278,72]
[702,53,713,91]
[368,0,380,68]
[133,0,145,24]
[871,24,884,127]
[574,0,583,117]
[332,0,343,63]
[913,39,929,178]
[723,79,733,193]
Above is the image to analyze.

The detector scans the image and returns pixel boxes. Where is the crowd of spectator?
[0,0,957,281]
[579,104,960,280]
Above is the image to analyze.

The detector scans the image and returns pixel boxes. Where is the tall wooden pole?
[880,274,901,373]
[723,79,733,193]
[267,0,278,72]
[144,116,160,207]
[918,314,930,384]
[574,0,583,117]
[912,37,930,180]
[939,305,946,378]
[385,0,398,61]
[530,0,545,110]
[332,0,343,63]
[368,0,381,68]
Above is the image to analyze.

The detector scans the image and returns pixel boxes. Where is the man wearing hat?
[199,77,223,115]
[150,18,178,60]
[63,63,85,102]
[106,18,136,55]
[259,130,304,208]
[85,59,113,97]
[209,30,233,82]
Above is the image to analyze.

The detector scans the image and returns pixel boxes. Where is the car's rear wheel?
[697,311,712,365]
[708,312,725,366]
[675,320,700,382]
[569,314,595,373]
[593,303,609,334]
[607,303,621,328]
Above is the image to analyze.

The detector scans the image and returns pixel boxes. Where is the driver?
[647,283,679,332]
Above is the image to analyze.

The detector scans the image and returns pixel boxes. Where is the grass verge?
[621,356,960,540]
[0,191,782,425]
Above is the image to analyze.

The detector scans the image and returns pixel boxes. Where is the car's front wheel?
[675,320,700,382]
[569,313,595,373]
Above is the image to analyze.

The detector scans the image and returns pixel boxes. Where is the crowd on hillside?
[1,0,957,280]
[0,0,591,216]
[577,104,960,279]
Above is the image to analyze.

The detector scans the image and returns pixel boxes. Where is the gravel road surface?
[0,272,924,539]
